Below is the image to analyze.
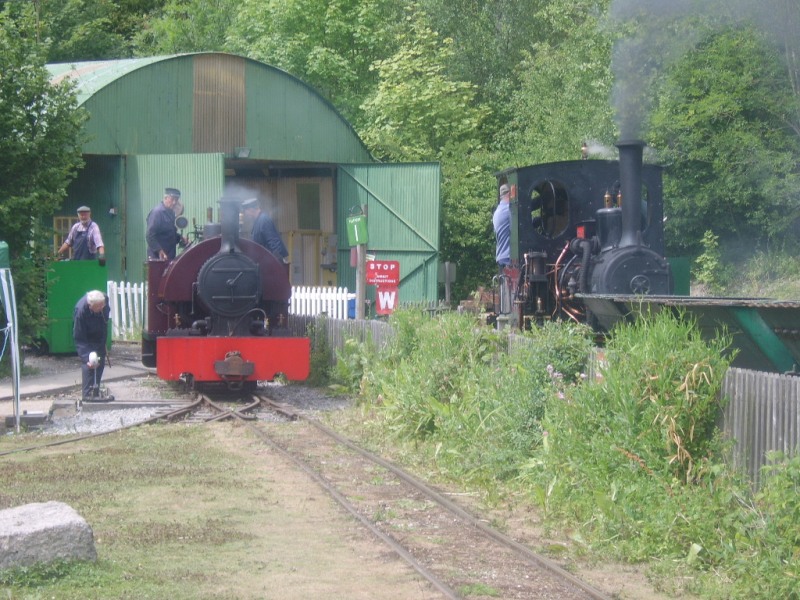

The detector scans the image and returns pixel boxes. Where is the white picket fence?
[289,286,353,320]
[107,281,146,340]
[105,282,353,340]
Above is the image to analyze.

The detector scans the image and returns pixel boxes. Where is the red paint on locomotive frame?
[156,336,311,382]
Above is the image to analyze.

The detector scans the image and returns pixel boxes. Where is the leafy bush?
[306,316,331,386]
[726,453,800,599]
[336,307,800,597]
[350,310,593,484]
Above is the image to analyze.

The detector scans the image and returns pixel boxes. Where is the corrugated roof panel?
[47,53,373,164]
[48,56,175,105]
[193,54,246,153]
[245,61,372,163]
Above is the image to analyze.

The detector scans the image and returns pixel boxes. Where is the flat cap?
[499,184,510,199]
[241,198,259,210]
[165,187,181,197]
[77,205,91,213]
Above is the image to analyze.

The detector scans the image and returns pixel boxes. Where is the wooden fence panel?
[106,281,146,341]
[290,286,353,320]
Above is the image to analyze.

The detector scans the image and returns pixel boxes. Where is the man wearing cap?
[241,197,289,261]
[493,183,512,267]
[58,206,106,263]
[146,188,186,260]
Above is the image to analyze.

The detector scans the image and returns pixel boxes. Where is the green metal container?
[44,261,110,354]
[667,256,691,295]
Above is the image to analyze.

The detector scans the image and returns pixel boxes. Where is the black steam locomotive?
[495,140,673,328]
[141,197,310,390]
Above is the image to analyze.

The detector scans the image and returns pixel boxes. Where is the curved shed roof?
[47,52,373,163]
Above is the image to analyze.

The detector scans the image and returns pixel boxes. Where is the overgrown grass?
[332,308,800,599]
[696,245,800,299]
[334,309,593,488]
[725,247,800,299]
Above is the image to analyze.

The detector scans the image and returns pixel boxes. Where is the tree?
[0,3,86,343]
[226,0,404,126]
[418,0,549,139]
[359,7,484,162]
[648,27,800,257]
[502,0,616,166]
[24,0,163,62]
[132,0,236,55]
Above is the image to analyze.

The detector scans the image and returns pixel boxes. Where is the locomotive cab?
[497,140,672,328]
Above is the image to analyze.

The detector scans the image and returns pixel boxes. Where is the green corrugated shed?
[47,52,441,305]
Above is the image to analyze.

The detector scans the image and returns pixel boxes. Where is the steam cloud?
[609,0,797,139]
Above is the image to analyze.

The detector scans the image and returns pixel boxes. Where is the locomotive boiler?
[141,197,310,390]
[496,139,673,328]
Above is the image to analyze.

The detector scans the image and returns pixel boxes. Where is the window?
[530,180,569,238]
[53,216,78,255]
[297,183,320,230]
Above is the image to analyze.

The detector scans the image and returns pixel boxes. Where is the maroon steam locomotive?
[141,197,309,390]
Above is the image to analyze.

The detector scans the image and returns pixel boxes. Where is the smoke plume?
[609,0,797,139]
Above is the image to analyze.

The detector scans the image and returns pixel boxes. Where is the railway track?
[2,391,611,599]
[196,392,612,600]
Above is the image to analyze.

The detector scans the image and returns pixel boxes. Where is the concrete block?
[4,412,49,429]
[0,501,97,569]
[49,399,79,418]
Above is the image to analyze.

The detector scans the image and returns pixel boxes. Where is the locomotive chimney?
[218,197,241,254]
[616,139,645,248]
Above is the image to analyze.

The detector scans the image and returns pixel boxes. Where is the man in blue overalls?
[58,206,106,264]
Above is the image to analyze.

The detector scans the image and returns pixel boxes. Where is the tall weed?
[524,310,736,559]
[353,310,593,485]
[335,307,800,598]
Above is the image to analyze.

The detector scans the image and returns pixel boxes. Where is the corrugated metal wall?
[126,154,225,282]
[82,59,195,155]
[244,61,372,163]
[337,163,440,303]
[721,368,800,489]
[61,54,373,163]
[193,55,246,154]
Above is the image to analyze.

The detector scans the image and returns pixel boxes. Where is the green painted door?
[336,163,441,304]
[44,261,109,354]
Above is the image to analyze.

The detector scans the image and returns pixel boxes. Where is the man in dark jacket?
[146,187,186,260]
[241,197,289,261]
[73,290,111,401]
